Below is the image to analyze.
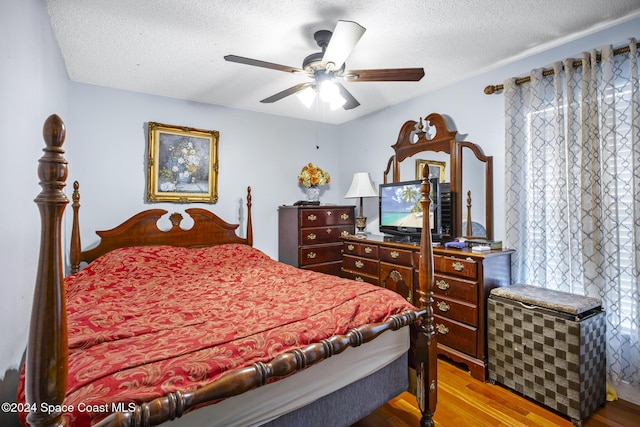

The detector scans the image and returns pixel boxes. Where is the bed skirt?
[262,352,408,427]
[167,325,410,427]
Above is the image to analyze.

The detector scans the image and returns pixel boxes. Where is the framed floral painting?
[415,159,446,182]
[146,122,219,203]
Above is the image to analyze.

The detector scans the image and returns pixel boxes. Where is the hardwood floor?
[352,359,640,427]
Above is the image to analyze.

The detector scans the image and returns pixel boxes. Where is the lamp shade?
[344,172,377,198]
[296,86,316,108]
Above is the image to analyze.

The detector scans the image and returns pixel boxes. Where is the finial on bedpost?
[416,164,437,427]
[37,114,67,201]
[246,186,253,246]
[27,114,69,427]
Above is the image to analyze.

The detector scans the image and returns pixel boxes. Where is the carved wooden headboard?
[69,181,253,273]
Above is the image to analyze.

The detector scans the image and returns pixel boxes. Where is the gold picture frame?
[147,122,219,203]
[416,159,446,182]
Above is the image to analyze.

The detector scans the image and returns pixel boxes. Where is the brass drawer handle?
[452,262,464,271]
[326,210,332,216]
[307,233,317,240]
[355,276,364,282]
[436,279,450,291]
[364,247,373,254]
[307,252,316,259]
[326,228,332,234]
[347,244,355,251]
[391,251,399,259]
[341,230,349,237]
[436,301,450,312]
[436,324,449,335]
[307,214,317,221]
[355,260,364,269]
[341,213,349,220]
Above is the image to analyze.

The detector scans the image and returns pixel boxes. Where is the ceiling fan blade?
[321,20,366,71]
[335,82,360,110]
[344,68,425,82]
[224,55,304,74]
[260,82,313,103]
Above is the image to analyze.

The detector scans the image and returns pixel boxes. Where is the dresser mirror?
[458,141,493,239]
[384,113,493,240]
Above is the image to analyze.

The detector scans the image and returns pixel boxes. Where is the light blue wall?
[1,0,639,418]
[0,0,70,424]
[65,83,343,259]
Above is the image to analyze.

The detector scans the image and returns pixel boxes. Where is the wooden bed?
[23,114,437,427]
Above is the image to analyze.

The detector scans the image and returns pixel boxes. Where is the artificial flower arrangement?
[298,163,331,188]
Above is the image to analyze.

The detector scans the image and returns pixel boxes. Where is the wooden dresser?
[278,205,355,276]
[342,234,513,380]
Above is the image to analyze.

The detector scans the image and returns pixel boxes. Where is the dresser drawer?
[343,254,379,276]
[434,255,477,279]
[300,208,354,227]
[342,241,379,258]
[343,241,359,256]
[434,314,477,356]
[299,244,343,267]
[380,262,414,304]
[434,274,478,304]
[379,247,413,267]
[300,225,351,245]
[360,242,379,258]
[342,269,379,286]
[433,294,477,326]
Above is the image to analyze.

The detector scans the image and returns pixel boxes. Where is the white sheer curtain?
[504,39,639,398]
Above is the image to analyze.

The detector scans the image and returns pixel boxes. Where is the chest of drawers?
[278,205,355,276]
[342,235,513,380]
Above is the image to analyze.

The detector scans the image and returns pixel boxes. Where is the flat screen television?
[379,178,441,241]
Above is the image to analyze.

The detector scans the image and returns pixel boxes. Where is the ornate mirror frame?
[383,113,493,240]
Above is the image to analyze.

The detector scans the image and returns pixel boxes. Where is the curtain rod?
[484,41,639,95]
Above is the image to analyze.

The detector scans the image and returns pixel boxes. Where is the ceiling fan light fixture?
[318,79,346,109]
[296,86,316,108]
[329,93,346,110]
[319,79,340,102]
[225,20,423,112]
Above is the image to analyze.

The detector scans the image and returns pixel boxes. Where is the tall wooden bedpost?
[26,114,69,427]
[416,166,437,426]
[246,186,253,246]
[70,181,81,274]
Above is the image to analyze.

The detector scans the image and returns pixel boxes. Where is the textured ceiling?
[45,0,640,124]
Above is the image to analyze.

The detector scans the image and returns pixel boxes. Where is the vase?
[306,186,320,202]
[176,171,191,183]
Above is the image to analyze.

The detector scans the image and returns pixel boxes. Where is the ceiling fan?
[224,20,425,110]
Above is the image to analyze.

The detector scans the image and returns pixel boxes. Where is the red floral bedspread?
[19,244,415,426]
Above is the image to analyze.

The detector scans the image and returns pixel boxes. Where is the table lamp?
[344,172,378,235]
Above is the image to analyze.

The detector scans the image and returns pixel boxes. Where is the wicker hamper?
[487,285,606,426]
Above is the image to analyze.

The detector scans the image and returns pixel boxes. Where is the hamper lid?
[490,284,601,315]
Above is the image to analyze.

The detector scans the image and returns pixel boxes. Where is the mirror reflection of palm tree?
[400,186,421,213]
